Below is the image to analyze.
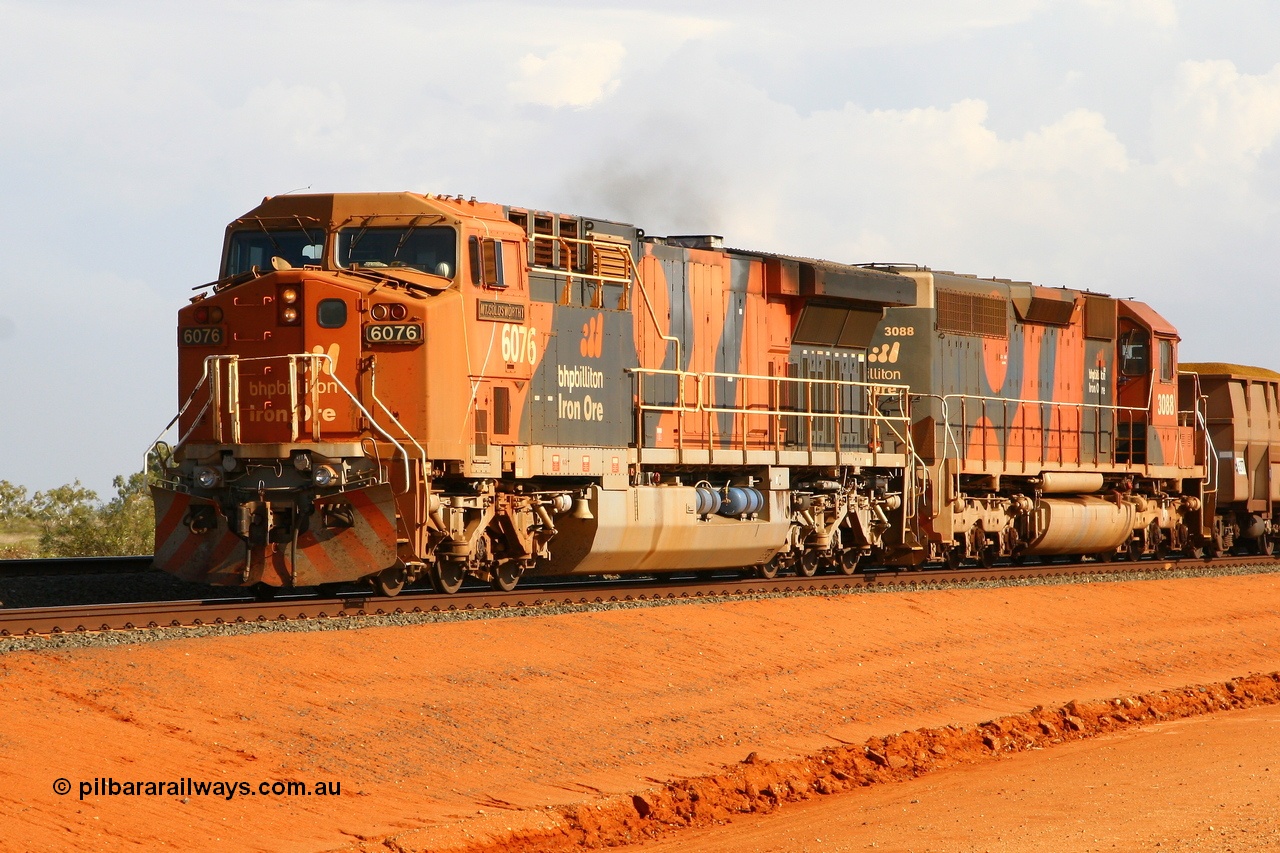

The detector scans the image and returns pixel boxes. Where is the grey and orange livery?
[151,191,1241,595]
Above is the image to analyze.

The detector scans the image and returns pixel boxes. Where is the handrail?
[630,365,924,523]
[526,232,684,378]
[928,391,1205,474]
[151,353,422,494]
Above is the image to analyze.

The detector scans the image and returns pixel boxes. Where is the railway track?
[0,555,154,577]
[2,554,1273,638]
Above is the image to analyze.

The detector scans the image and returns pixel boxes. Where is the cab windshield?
[337,225,456,278]
[225,226,325,276]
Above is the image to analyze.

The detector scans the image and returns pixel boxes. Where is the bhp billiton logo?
[580,314,603,358]
[311,343,340,375]
[867,341,900,364]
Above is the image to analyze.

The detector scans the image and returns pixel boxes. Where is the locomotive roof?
[230,192,512,229]
[1180,362,1280,381]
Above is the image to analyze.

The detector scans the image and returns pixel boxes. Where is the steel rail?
[1,555,1271,638]
[0,555,155,577]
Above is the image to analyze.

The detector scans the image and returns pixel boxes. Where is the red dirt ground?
[616,702,1280,852]
[0,572,1278,852]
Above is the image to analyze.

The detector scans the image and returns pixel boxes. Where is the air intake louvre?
[532,215,554,267]
[493,387,510,435]
[592,239,629,279]
[936,290,1008,339]
[474,409,489,456]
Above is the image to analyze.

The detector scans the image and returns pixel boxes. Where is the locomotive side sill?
[184,442,366,459]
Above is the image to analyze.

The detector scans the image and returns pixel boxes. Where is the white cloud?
[511,40,627,108]
[1154,59,1280,184]
[2,0,1280,491]
[1081,0,1178,28]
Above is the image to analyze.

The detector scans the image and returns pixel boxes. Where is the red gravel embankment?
[1,572,1278,852]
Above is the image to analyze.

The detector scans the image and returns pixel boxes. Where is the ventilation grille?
[936,290,1008,338]
[493,387,510,435]
[532,216,554,267]
[1084,296,1117,340]
[592,239,629,279]
[559,217,579,271]
[474,409,489,456]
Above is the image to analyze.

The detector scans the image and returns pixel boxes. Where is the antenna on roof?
[281,185,312,195]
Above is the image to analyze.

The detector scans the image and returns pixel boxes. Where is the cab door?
[1115,319,1151,464]
[1151,335,1182,466]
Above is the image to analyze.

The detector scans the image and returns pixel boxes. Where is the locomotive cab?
[153,193,526,594]
[1116,300,1185,468]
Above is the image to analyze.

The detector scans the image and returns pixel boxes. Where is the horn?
[571,492,594,520]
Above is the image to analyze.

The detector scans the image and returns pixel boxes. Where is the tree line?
[0,471,154,558]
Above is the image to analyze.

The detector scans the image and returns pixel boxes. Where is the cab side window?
[1158,338,1174,382]
[469,236,506,288]
[1119,328,1150,376]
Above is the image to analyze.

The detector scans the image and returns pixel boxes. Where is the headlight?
[312,465,338,487]
[281,306,299,324]
[194,466,222,489]
[280,287,299,304]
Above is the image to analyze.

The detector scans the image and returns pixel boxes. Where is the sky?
[1,0,1279,495]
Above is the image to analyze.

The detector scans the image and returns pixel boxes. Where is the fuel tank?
[531,485,791,575]
[1022,495,1135,556]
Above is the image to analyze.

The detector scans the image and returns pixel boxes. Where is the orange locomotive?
[151,191,1217,595]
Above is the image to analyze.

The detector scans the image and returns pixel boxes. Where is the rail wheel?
[945,547,963,571]
[796,551,821,578]
[836,549,861,576]
[491,560,522,592]
[373,566,407,597]
[1151,523,1169,560]
[756,556,782,580]
[1125,536,1143,562]
[431,560,466,594]
[978,543,998,569]
[1256,535,1275,557]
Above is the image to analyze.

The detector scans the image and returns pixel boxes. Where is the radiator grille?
[936,289,1008,338]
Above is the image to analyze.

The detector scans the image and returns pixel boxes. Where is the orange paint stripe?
[163,529,201,573]
[208,530,244,573]
[154,492,190,542]
[330,525,379,573]
[297,531,341,580]
[349,489,398,542]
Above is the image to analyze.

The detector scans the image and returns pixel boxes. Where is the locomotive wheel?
[756,558,781,580]
[945,548,963,571]
[1151,524,1169,560]
[978,543,997,569]
[431,560,466,595]
[1257,536,1275,557]
[796,551,820,578]
[836,549,861,576]
[491,560,522,592]
[373,566,406,597]
[1125,537,1143,562]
